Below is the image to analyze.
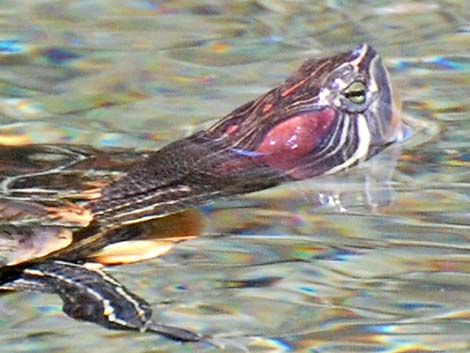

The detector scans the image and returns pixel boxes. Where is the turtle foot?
[7,260,202,341]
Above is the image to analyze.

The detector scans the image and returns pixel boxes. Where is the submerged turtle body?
[0,44,405,341]
[0,145,203,340]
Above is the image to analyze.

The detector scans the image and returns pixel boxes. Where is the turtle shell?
[0,144,202,267]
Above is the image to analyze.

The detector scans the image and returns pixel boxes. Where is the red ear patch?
[256,108,336,172]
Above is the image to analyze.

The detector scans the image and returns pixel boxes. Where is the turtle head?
[207,43,404,179]
[321,43,404,159]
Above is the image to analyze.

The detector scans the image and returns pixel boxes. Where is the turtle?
[0,44,405,342]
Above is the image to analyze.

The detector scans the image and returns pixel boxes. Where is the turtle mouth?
[361,47,405,149]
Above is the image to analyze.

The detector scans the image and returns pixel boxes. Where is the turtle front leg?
[1,260,201,342]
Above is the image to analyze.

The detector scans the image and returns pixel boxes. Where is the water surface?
[0,1,468,352]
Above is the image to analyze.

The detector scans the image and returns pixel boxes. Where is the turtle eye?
[343,81,366,104]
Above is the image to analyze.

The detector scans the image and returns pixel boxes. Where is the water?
[0,1,468,352]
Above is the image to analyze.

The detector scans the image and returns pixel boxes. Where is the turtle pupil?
[344,81,366,104]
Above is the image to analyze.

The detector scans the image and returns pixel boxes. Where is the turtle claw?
[147,325,250,351]
[147,322,203,342]
[148,324,252,351]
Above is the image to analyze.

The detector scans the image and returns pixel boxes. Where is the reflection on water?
[0,1,469,353]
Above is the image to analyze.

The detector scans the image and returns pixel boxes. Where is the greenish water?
[0,1,468,352]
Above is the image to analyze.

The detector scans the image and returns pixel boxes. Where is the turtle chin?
[366,54,404,149]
